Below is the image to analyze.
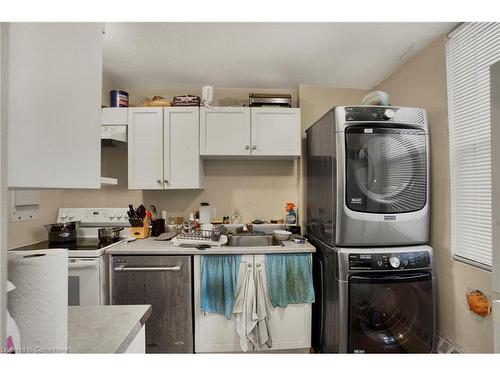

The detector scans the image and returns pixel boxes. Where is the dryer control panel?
[348,251,431,270]
[344,106,425,125]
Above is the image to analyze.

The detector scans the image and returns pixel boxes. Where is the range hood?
[101,125,127,144]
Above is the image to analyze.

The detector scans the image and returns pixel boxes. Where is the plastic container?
[285,202,297,225]
[110,90,129,107]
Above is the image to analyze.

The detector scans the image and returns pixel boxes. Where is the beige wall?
[102,73,120,107]
[8,190,63,248]
[125,87,298,108]
[376,34,494,353]
[9,84,365,246]
[62,86,300,223]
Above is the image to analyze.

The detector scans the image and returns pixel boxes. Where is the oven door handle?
[113,265,182,272]
[69,260,99,270]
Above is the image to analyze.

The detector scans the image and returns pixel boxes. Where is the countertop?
[68,304,152,353]
[105,236,316,255]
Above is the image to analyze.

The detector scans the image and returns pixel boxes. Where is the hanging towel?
[201,255,242,320]
[265,253,315,308]
[233,264,256,352]
[233,263,272,351]
[250,265,272,351]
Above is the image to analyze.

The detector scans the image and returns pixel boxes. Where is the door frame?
[0,22,9,348]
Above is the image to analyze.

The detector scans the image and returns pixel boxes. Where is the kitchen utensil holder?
[151,219,166,237]
[130,217,150,239]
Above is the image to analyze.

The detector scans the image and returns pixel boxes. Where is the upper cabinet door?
[7,23,104,188]
[164,107,203,189]
[250,108,301,158]
[128,108,164,190]
[200,107,251,156]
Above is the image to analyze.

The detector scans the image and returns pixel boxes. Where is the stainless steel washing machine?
[306,105,430,247]
[310,238,436,353]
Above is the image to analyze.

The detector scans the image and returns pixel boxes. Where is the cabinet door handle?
[156,179,162,184]
[252,145,257,150]
[245,145,250,150]
[164,179,169,184]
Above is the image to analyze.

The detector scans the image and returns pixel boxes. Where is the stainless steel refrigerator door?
[111,255,193,353]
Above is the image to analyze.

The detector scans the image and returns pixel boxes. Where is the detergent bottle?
[285,202,297,225]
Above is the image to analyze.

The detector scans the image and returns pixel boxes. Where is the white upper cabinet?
[200,107,251,156]
[7,23,104,189]
[128,108,164,190]
[251,108,301,157]
[200,107,301,159]
[128,107,203,190]
[164,107,202,189]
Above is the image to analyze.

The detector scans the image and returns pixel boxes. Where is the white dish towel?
[233,263,272,352]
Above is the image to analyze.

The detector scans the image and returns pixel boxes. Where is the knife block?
[130,217,150,239]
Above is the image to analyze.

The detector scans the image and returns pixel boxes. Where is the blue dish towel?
[201,255,242,320]
[265,253,315,308]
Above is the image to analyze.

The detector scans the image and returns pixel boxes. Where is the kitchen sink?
[226,235,283,247]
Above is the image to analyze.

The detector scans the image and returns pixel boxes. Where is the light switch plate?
[11,190,40,222]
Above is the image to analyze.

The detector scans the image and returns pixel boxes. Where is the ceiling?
[103,22,457,90]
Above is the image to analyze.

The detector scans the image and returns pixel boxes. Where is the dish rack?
[172,228,228,247]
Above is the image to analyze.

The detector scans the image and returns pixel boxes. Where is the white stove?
[13,208,131,306]
[55,207,131,257]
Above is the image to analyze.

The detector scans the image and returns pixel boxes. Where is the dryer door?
[348,272,434,353]
[345,126,427,214]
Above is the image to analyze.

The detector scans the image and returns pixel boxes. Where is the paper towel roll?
[8,249,68,353]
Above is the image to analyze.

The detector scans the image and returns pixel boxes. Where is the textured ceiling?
[103,22,457,89]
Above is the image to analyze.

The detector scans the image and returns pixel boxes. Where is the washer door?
[345,126,427,214]
[348,272,434,353]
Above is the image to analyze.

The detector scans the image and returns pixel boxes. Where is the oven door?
[348,272,434,353]
[345,126,427,214]
[68,258,100,306]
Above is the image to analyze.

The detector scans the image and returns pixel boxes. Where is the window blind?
[447,22,500,268]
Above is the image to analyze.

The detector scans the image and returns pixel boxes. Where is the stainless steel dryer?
[310,238,436,353]
[306,105,430,247]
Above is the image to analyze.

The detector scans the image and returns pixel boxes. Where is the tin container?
[110,90,129,107]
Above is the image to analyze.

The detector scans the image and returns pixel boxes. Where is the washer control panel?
[348,251,431,270]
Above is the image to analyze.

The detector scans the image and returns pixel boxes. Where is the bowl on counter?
[273,230,292,241]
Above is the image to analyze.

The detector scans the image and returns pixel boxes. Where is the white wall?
[0,22,8,348]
